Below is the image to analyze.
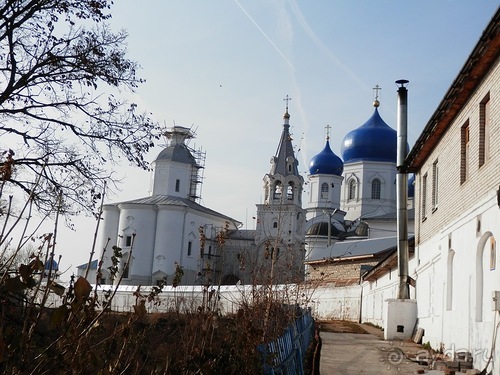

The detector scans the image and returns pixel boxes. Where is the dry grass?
[317,320,368,334]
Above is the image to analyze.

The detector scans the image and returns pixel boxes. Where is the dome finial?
[373,84,381,107]
[283,95,291,120]
[325,124,331,141]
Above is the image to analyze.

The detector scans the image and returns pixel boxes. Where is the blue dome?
[341,108,397,163]
[408,174,415,198]
[309,140,344,176]
[45,258,58,271]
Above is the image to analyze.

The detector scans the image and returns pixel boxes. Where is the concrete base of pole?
[384,298,418,341]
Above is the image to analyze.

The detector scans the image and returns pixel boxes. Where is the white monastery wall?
[46,283,362,321]
[361,261,417,328]
[412,58,500,370]
[309,284,361,321]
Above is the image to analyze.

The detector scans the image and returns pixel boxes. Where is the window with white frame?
[122,253,130,278]
[461,121,469,184]
[421,173,428,220]
[432,159,438,211]
[321,183,329,199]
[125,235,132,247]
[348,179,356,200]
[371,178,381,199]
[479,93,490,167]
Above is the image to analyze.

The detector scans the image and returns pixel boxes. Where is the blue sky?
[56,1,498,276]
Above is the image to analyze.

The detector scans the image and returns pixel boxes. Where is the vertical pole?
[327,212,332,247]
[396,80,409,300]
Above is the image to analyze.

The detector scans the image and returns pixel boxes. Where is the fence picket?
[259,310,314,375]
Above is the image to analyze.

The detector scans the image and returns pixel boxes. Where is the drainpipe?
[396,79,410,300]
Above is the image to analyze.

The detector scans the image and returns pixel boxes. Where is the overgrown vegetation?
[0,2,317,374]
[0,231,306,374]
[0,189,310,374]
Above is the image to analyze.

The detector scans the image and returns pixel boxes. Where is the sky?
[38,1,499,279]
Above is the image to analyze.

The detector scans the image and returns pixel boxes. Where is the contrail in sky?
[289,0,368,90]
[233,0,296,72]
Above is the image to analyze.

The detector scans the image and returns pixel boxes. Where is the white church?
[96,102,308,286]
[75,8,500,374]
[91,89,407,288]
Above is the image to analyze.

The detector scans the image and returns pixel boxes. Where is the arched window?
[348,179,356,200]
[273,221,278,228]
[122,253,131,278]
[446,250,455,310]
[273,181,282,199]
[476,233,496,322]
[371,179,381,199]
[321,183,329,199]
[271,247,280,260]
[287,182,294,200]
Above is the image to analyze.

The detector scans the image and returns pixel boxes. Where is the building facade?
[95,106,307,286]
[362,9,500,372]
[304,99,414,285]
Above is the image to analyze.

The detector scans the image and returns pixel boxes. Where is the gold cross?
[325,124,331,140]
[373,84,381,101]
[283,95,292,111]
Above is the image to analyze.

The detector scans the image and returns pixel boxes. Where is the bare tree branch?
[0,0,160,217]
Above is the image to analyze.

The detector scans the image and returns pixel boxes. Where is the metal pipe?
[327,214,332,247]
[396,79,410,299]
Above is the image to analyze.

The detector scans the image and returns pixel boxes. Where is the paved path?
[319,325,427,374]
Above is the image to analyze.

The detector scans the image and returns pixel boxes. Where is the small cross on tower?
[283,95,292,112]
[373,84,381,107]
[325,124,331,140]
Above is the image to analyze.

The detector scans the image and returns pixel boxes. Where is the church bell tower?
[254,97,306,283]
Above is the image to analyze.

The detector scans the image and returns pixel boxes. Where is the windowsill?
[422,216,427,223]
[432,206,438,213]
[479,158,490,169]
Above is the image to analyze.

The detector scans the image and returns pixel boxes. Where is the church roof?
[309,140,344,176]
[227,229,255,240]
[362,208,415,221]
[154,144,196,165]
[109,195,242,226]
[362,236,415,282]
[306,236,398,263]
[77,259,98,270]
[306,221,345,237]
[406,9,500,172]
[341,107,397,163]
[271,105,300,177]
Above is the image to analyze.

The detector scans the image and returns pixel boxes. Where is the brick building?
[362,8,500,372]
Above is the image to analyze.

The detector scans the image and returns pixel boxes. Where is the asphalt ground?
[318,321,427,374]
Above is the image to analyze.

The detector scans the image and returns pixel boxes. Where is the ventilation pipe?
[396,79,409,300]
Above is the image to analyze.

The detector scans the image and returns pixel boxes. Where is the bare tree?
[0,0,160,216]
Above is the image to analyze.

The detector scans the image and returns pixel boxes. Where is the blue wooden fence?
[259,310,315,375]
